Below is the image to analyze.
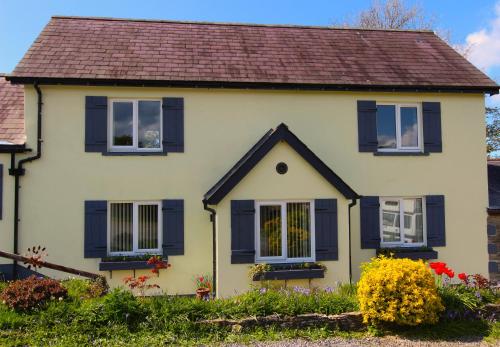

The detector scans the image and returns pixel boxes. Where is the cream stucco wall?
[0,85,488,296]
[216,142,350,297]
[0,155,14,270]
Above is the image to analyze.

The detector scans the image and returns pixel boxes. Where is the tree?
[335,0,471,56]
[336,0,432,30]
[487,107,500,156]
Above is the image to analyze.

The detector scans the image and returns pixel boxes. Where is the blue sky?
[0,0,499,73]
[2,0,500,100]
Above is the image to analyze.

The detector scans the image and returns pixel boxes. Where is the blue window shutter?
[162,98,184,153]
[426,195,445,247]
[162,200,184,256]
[85,96,108,153]
[360,196,380,249]
[231,200,255,264]
[422,102,442,153]
[0,164,3,220]
[357,100,378,152]
[84,201,107,258]
[315,199,338,261]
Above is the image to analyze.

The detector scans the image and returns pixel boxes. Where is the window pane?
[401,107,418,147]
[287,202,311,259]
[138,204,159,250]
[403,198,424,244]
[112,102,133,146]
[110,203,133,252]
[376,105,397,149]
[260,205,282,257]
[382,200,401,243]
[138,101,161,149]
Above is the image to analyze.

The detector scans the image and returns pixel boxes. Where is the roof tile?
[0,75,24,144]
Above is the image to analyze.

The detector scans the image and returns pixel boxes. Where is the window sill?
[252,268,325,281]
[374,152,429,156]
[376,248,438,260]
[102,151,167,156]
[99,260,156,271]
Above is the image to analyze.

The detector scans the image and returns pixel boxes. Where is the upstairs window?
[376,104,422,152]
[109,99,162,152]
[380,197,425,247]
[108,201,162,255]
[256,200,315,263]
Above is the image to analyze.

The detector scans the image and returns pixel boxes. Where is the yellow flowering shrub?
[357,256,444,326]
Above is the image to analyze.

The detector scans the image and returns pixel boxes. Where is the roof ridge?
[50,15,436,34]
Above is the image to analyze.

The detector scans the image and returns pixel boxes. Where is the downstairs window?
[256,201,314,263]
[380,197,425,247]
[108,201,162,255]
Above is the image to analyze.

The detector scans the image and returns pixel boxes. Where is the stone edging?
[197,312,365,332]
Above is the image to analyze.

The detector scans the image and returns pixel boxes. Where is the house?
[488,159,500,283]
[0,16,497,297]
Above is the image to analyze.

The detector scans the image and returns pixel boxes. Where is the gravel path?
[227,336,499,346]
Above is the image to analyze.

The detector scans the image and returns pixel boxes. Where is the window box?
[251,263,325,281]
[376,247,438,260]
[99,255,167,271]
[99,260,155,271]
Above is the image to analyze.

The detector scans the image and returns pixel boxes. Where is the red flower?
[429,262,446,270]
[444,269,454,278]
[458,273,467,281]
[138,275,149,282]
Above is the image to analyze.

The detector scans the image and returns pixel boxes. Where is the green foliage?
[438,284,498,320]
[0,285,358,345]
[96,288,144,326]
[487,106,500,155]
[1,281,498,346]
[62,278,107,300]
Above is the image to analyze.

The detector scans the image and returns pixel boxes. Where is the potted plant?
[195,275,212,299]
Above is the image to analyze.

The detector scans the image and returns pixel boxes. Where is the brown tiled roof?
[9,16,498,92]
[0,75,24,145]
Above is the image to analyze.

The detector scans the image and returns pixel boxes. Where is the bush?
[0,275,67,311]
[62,277,108,300]
[97,288,144,325]
[357,256,444,326]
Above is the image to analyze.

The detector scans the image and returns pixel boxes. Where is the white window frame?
[107,201,163,256]
[379,196,426,248]
[377,103,423,152]
[108,99,163,152]
[255,200,315,263]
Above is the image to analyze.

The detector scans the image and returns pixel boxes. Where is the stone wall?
[488,212,500,283]
[197,312,365,332]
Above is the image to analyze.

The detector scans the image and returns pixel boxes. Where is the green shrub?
[98,288,144,325]
[62,278,107,300]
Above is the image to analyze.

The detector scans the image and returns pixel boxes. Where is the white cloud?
[464,2,500,72]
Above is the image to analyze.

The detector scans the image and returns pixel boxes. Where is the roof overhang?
[6,76,499,95]
[203,123,360,205]
[0,143,28,153]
